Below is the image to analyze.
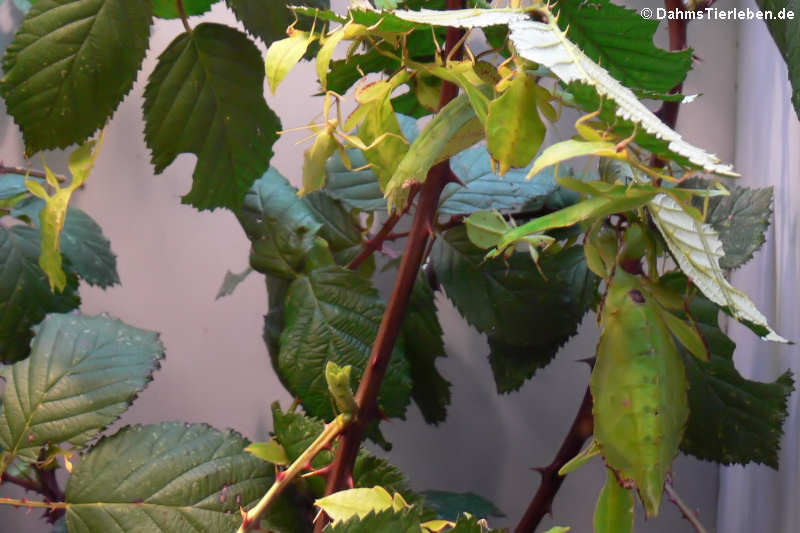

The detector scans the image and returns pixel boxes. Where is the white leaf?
[390,7,736,177]
[648,194,787,343]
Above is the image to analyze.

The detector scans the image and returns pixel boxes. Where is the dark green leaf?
[264,274,292,370]
[432,227,598,354]
[1,0,152,155]
[686,178,773,269]
[279,266,412,420]
[302,191,372,274]
[440,146,558,215]
[153,0,215,18]
[51,517,67,533]
[487,336,561,394]
[420,491,504,522]
[401,275,451,424]
[0,225,80,364]
[238,168,322,279]
[324,508,423,533]
[12,197,119,288]
[325,148,386,212]
[226,0,329,45]
[271,404,417,502]
[0,313,163,463]
[757,0,800,119]
[143,23,280,210]
[11,0,33,14]
[553,0,692,93]
[670,279,794,468]
[63,423,285,532]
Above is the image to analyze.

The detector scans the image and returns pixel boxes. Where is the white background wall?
[0,0,754,531]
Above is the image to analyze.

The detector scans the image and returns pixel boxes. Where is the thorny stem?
[0,497,68,510]
[665,481,712,533]
[0,164,66,183]
[514,387,594,533]
[312,2,466,531]
[176,0,192,33]
[238,413,353,533]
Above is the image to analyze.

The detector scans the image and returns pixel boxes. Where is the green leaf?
[303,191,369,272]
[591,269,689,517]
[316,486,399,523]
[227,0,329,45]
[324,508,424,533]
[440,146,558,215]
[465,210,511,250]
[420,491,503,522]
[237,168,322,279]
[11,0,33,14]
[686,178,773,270]
[143,23,280,211]
[431,228,597,366]
[648,193,786,342]
[0,313,163,466]
[13,198,119,288]
[153,0,215,18]
[487,72,545,174]
[266,29,315,93]
[1,0,151,155]
[593,468,634,533]
[278,266,412,420]
[63,423,279,532]
[0,226,80,364]
[271,404,417,500]
[553,0,691,93]
[401,275,451,425]
[661,275,795,468]
[757,0,800,120]
[246,438,290,466]
[0,174,34,200]
[385,94,477,211]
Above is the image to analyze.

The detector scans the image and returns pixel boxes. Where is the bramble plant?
[0,0,796,532]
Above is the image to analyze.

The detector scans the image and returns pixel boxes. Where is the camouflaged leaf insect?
[591,268,689,518]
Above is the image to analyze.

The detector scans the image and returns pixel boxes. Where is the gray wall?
[0,0,738,531]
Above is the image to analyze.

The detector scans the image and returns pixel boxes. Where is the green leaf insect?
[593,468,634,533]
[591,267,689,517]
[326,361,359,417]
[26,138,102,291]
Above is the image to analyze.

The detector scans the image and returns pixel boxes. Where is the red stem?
[655,0,688,131]
[312,3,465,531]
[1,472,42,493]
[514,388,594,533]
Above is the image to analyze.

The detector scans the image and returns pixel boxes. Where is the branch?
[348,213,402,270]
[176,0,192,33]
[0,164,66,183]
[514,387,594,533]
[1,472,42,494]
[0,497,67,510]
[312,2,466,530]
[665,480,712,533]
[238,413,353,533]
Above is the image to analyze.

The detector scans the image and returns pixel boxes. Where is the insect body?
[591,268,689,517]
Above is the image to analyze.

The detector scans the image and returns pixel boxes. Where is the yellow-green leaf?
[317,23,365,90]
[26,140,101,291]
[487,72,545,174]
[559,439,601,476]
[315,486,396,522]
[528,139,617,178]
[245,438,290,466]
[265,29,315,93]
[301,128,339,195]
[594,469,634,533]
[658,306,710,362]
